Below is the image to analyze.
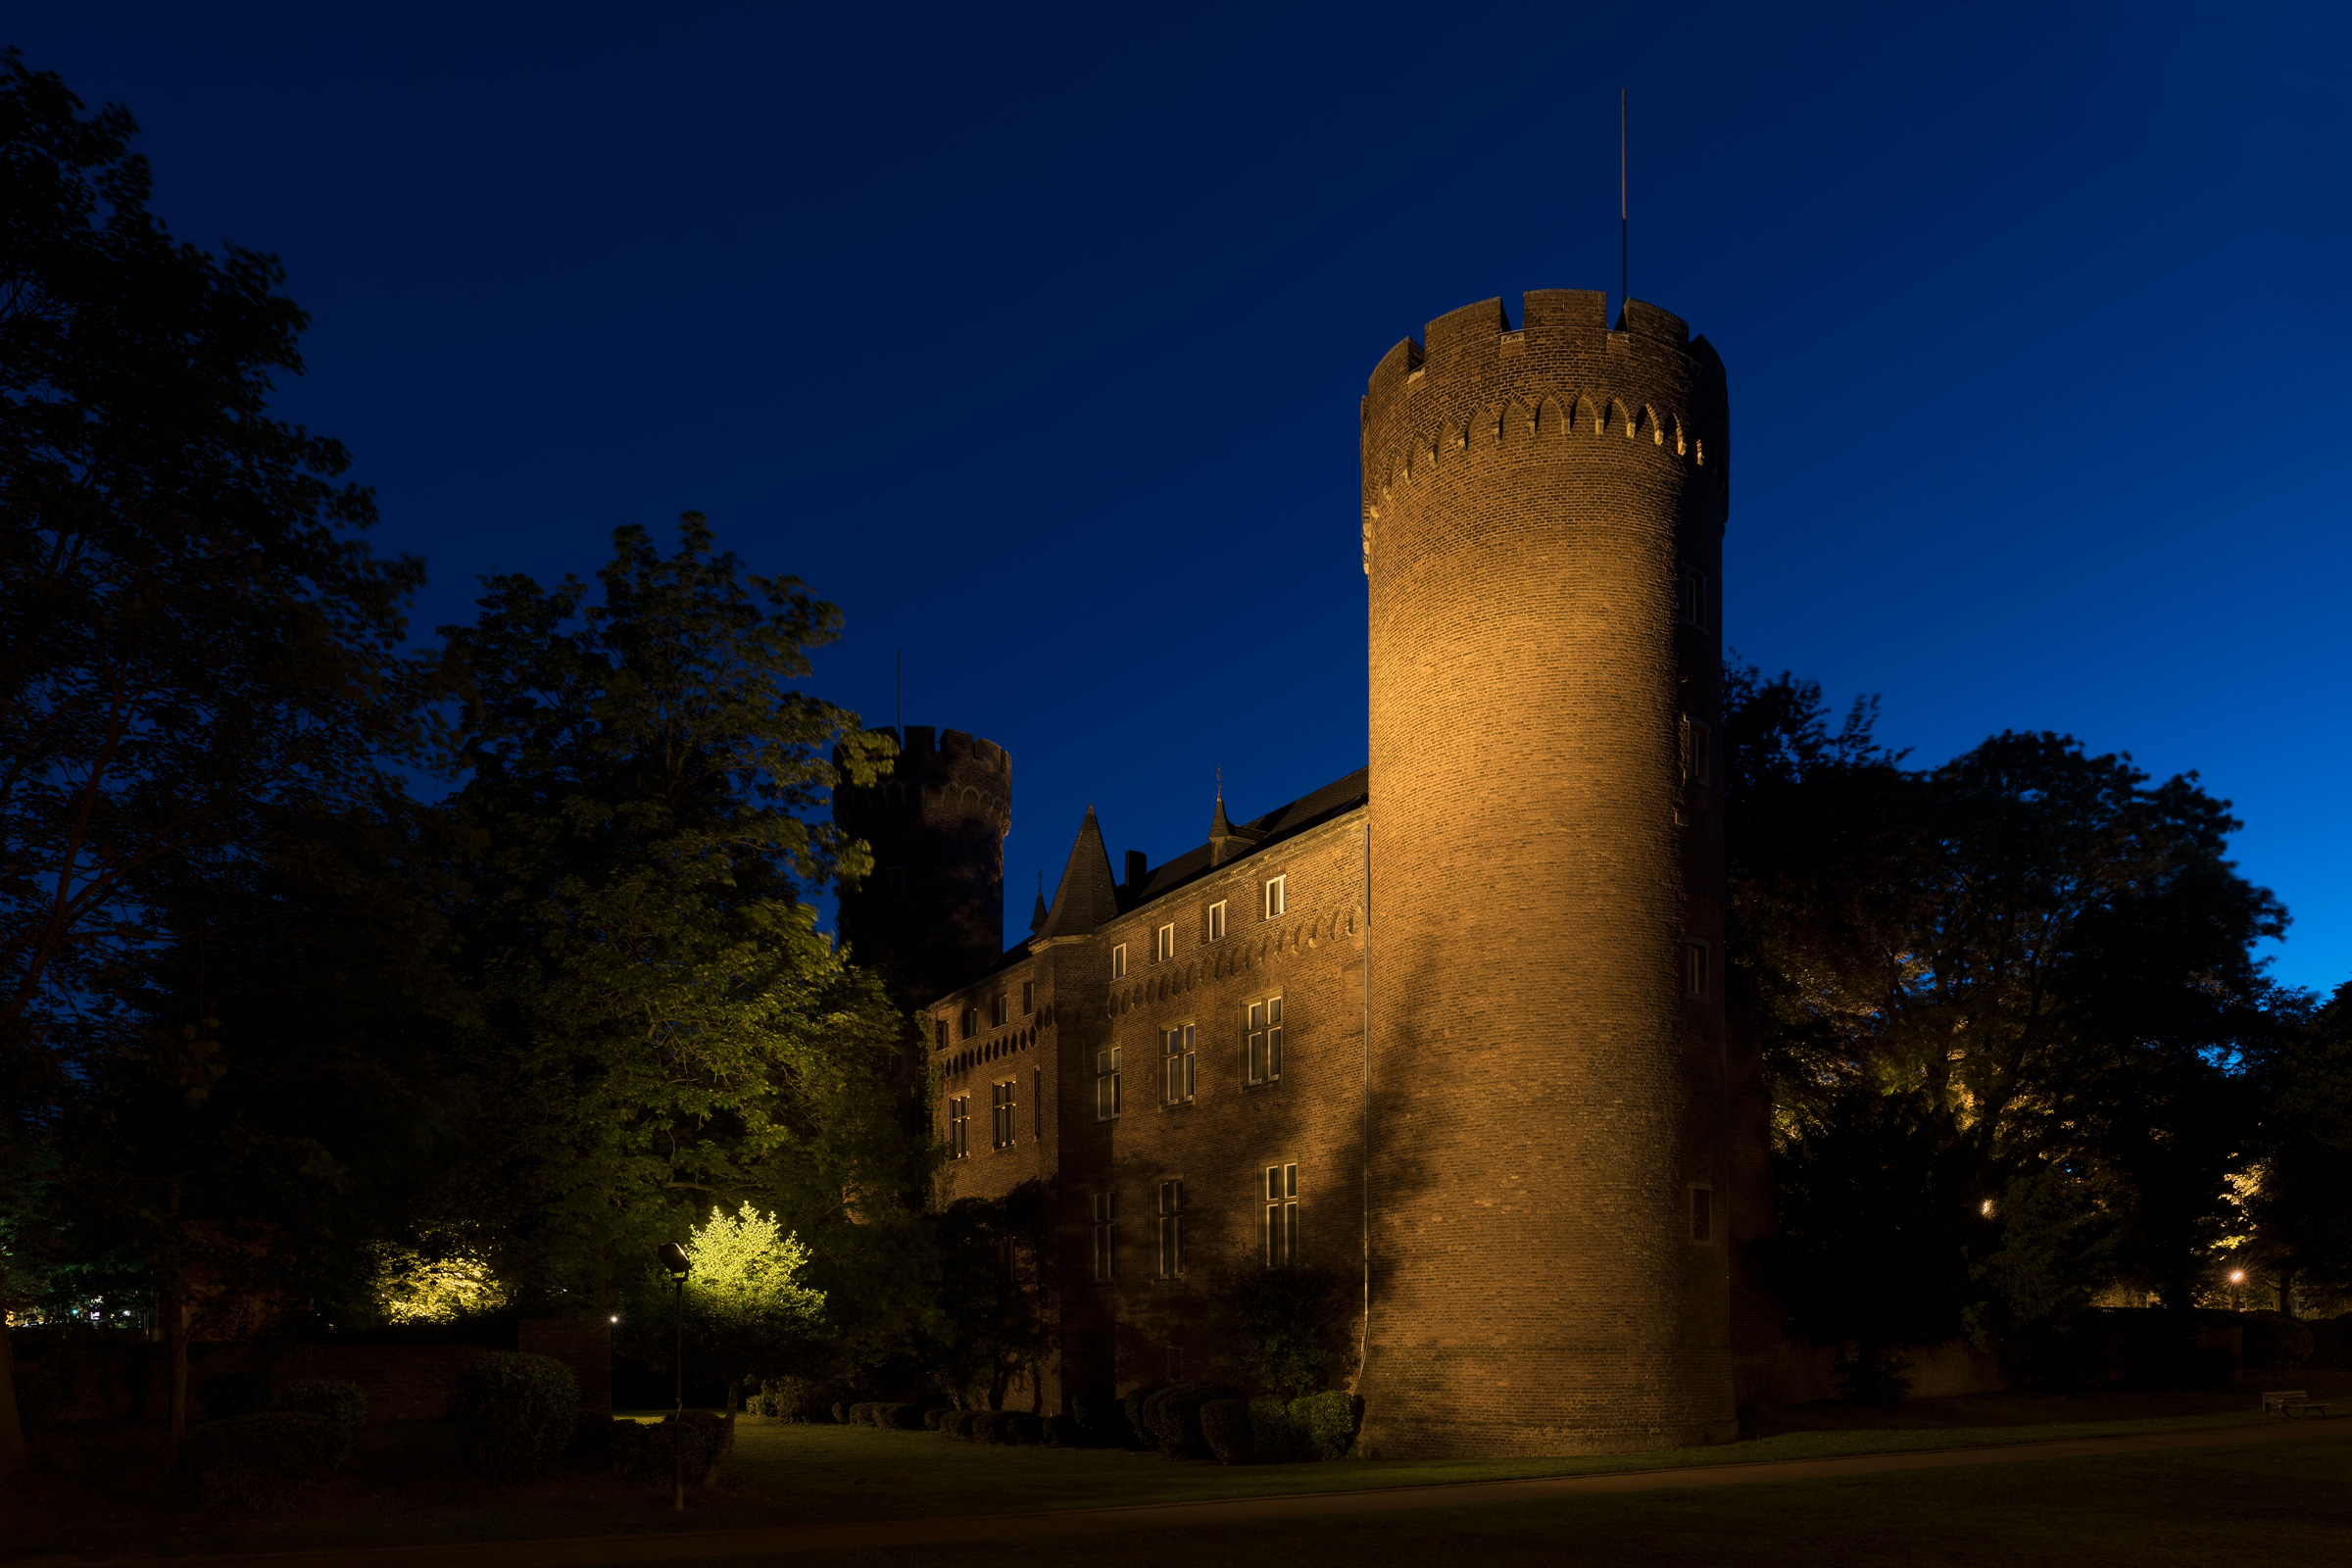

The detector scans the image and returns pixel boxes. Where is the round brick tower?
[1358,290,1735,1456]
[833,725,1011,1007]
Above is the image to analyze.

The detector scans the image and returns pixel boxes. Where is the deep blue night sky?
[17,2,2348,993]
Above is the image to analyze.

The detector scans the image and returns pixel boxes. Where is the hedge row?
[611,1410,734,1486]
[909,1387,1363,1462]
[178,1378,370,1509]
[1199,1392,1362,1464]
[839,1400,927,1429]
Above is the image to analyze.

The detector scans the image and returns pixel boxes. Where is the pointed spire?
[1028,870,1050,934]
[1207,771,1263,867]
[1034,806,1120,939]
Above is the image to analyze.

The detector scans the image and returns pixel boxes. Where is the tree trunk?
[0,1274,24,1474]
[166,1293,191,1448]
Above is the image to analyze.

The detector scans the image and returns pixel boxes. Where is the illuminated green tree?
[652,1202,825,1414]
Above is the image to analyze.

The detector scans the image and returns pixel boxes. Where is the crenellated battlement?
[1358,290,1731,573]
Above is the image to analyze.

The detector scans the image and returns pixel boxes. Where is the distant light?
[1980,1200,1994,1216]
[2230,1270,2245,1284]
[610,1314,619,1323]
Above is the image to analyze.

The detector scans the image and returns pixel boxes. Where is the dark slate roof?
[931,767,1368,1002]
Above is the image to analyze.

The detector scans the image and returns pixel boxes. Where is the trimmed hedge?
[181,1411,343,1509]
[277,1379,368,1456]
[948,1408,988,1440]
[611,1411,734,1487]
[1248,1395,1308,1463]
[198,1370,272,1421]
[1146,1382,1242,1458]
[1200,1398,1251,1463]
[1040,1412,1080,1447]
[830,1400,850,1424]
[449,1351,580,1481]
[922,1406,952,1431]
[1291,1391,1363,1460]
[1072,1394,1126,1447]
[1003,1411,1042,1445]
[1121,1382,1168,1448]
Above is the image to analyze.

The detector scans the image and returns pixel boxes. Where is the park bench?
[2260,1390,2331,1419]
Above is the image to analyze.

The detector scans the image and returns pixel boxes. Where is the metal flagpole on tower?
[1620,88,1628,318]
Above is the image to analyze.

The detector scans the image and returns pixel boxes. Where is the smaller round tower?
[833,726,1012,1005]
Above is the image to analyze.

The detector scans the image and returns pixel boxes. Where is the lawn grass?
[3,1382,2337,1562]
[680,1428,2352,1568]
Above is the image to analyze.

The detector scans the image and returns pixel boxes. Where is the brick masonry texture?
[880,288,1746,1458]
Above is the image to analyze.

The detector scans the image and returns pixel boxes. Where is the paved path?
[41,1418,2352,1568]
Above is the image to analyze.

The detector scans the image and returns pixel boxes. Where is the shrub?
[923,1406,951,1431]
[2245,1312,2318,1369]
[199,1370,272,1421]
[949,1408,988,1440]
[830,1400,849,1423]
[1072,1394,1125,1446]
[1003,1412,1041,1446]
[181,1411,343,1509]
[1041,1412,1080,1447]
[748,1376,818,1419]
[276,1380,368,1456]
[877,1402,924,1430]
[974,1409,1017,1444]
[448,1351,580,1481]
[1148,1383,1242,1458]
[1247,1396,1308,1462]
[1121,1383,1168,1447]
[1200,1398,1251,1463]
[610,1411,734,1487]
[1289,1391,1363,1460]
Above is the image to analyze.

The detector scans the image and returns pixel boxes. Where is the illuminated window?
[1264,1162,1298,1265]
[961,1006,978,1040]
[991,1080,1016,1149]
[1263,875,1286,919]
[1091,1191,1116,1282]
[1680,566,1709,628]
[1247,995,1284,1084]
[1154,922,1175,962]
[1682,717,1711,786]
[1686,942,1710,1002]
[1162,1024,1195,1105]
[1021,980,1035,1015]
[1690,1184,1715,1244]
[949,1096,970,1159]
[990,994,1008,1027]
[1094,1047,1122,1121]
[1207,901,1227,941]
[1156,1179,1186,1278]
[1111,944,1128,980]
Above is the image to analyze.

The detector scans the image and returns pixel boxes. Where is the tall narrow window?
[961,1006,978,1040]
[990,994,1008,1027]
[949,1096,969,1159]
[1687,942,1710,1001]
[1091,1191,1116,1282]
[1682,717,1712,786]
[1681,565,1709,628]
[1162,1024,1196,1105]
[1156,1179,1186,1278]
[1154,922,1175,962]
[935,1017,949,1051]
[1263,875,1287,919]
[1690,1184,1715,1244]
[1032,1066,1043,1139]
[1264,1163,1298,1264]
[1247,996,1285,1084]
[991,1079,1016,1148]
[1094,1048,1122,1121]
[1206,901,1227,942]
[1111,944,1128,980]
[1021,980,1036,1015]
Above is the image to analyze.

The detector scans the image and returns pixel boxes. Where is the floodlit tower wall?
[1359,289,1735,1456]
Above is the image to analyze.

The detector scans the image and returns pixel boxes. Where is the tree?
[636,1202,825,1416]
[2236,983,2352,1313]
[1205,1254,1351,1397]
[924,1185,1049,1411]
[435,516,928,1338]
[0,50,424,1456]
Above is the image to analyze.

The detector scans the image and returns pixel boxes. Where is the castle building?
[840,289,1752,1458]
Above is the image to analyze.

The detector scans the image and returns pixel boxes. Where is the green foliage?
[610,1410,733,1486]
[1246,1395,1308,1462]
[2235,983,2352,1306]
[1120,1382,1166,1448]
[276,1379,367,1451]
[1289,1390,1363,1460]
[924,1182,1050,1411]
[180,1412,344,1509]
[748,1376,820,1420]
[1145,1382,1241,1458]
[1199,1397,1251,1463]
[1206,1256,1350,1396]
[447,1351,579,1481]
[198,1370,272,1421]
[437,515,924,1345]
[631,1203,825,1410]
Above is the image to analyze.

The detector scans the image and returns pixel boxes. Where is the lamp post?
[2229,1269,2246,1313]
[659,1242,690,1512]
